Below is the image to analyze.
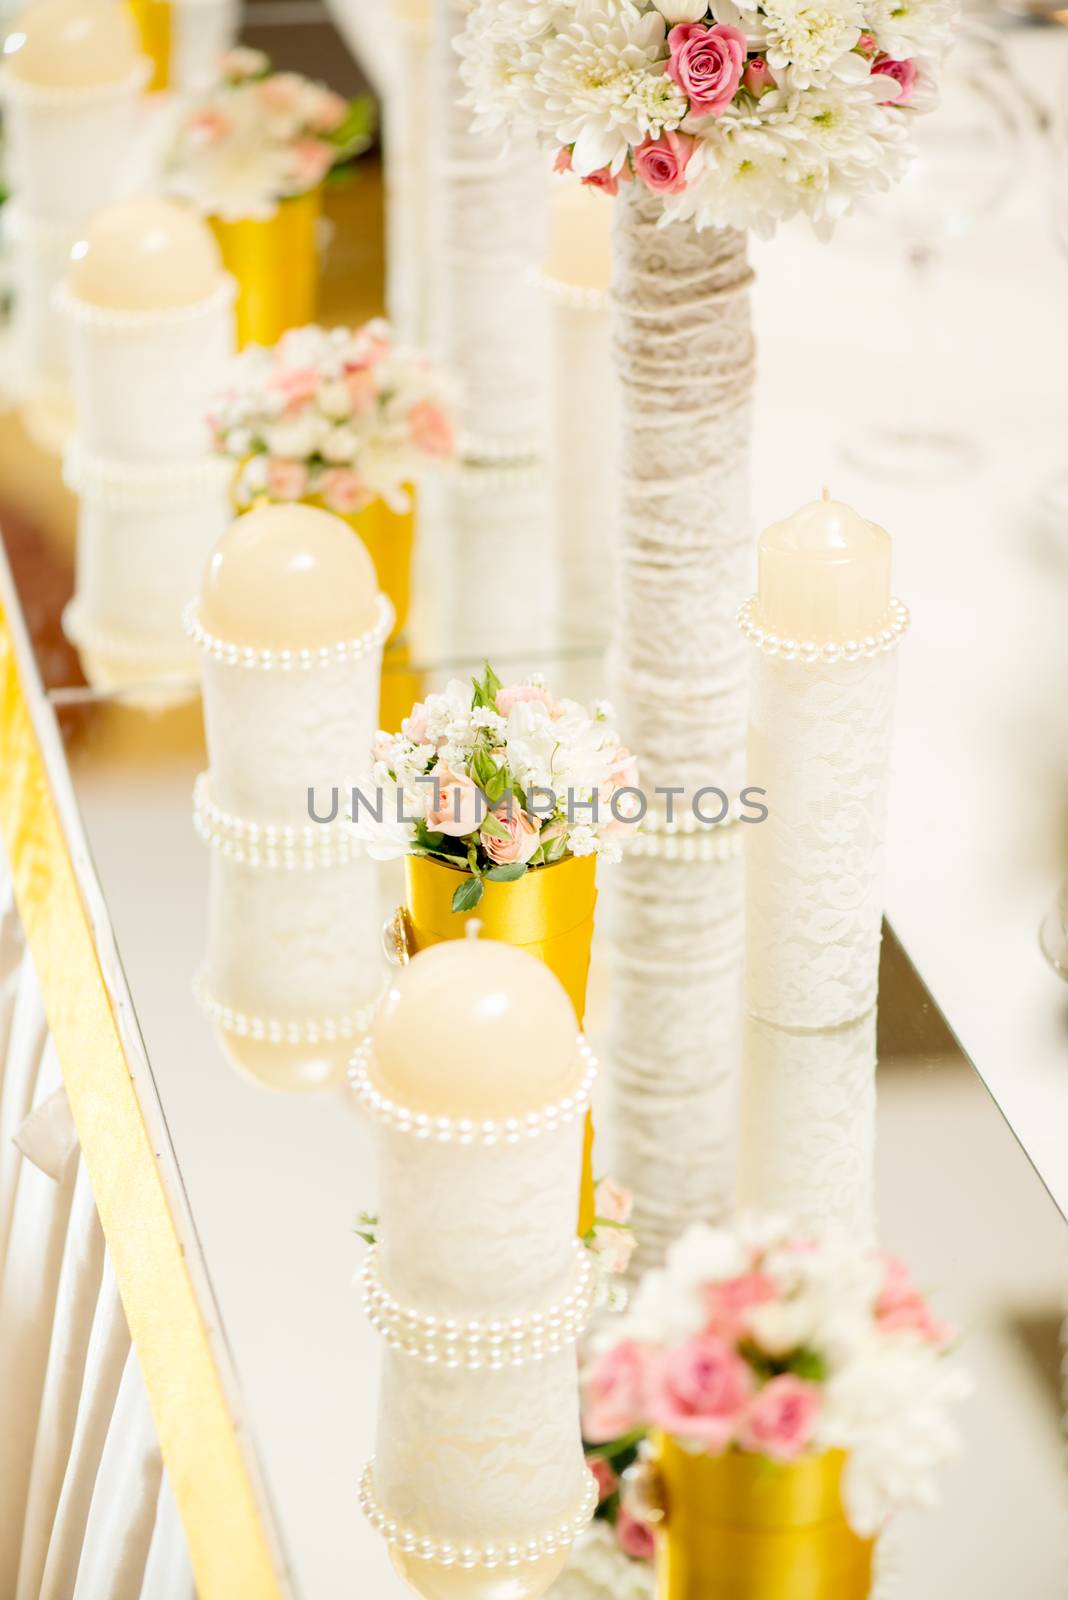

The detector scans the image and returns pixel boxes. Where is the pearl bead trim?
[193,967,378,1045]
[349,1037,597,1146]
[362,1242,595,1369]
[64,444,233,506]
[358,1460,597,1568]
[183,593,393,671]
[62,601,198,673]
[55,274,236,331]
[0,56,151,107]
[737,597,910,662]
[192,773,360,870]
[625,824,742,863]
[530,266,609,314]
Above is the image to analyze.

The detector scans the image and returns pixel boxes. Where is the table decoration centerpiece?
[165,47,375,345]
[209,320,457,643]
[460,0,951,1265]
[0,0,150,448]
[356,939,598,1597]
[580,1216,969,1600]
[58,198,235,692]
[738,491,907,1235]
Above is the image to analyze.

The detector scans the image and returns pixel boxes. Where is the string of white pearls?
[193,968,379,1045]
[192,773,360,870]
[183,594,394,671]
[737,596,910,663]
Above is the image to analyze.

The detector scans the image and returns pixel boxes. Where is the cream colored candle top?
[3,0,141,88]
[370,940,583,1119]
[69,199,223,312]
[543,172,613,293]
[200,504,380,649]
[756,489,891,642]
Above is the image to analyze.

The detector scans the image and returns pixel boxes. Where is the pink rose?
[496,683,554,717]
[409,399,455,460]
[256,72,304,115]
[554,146,573,173]
[590,1456,618,1503]
[269,363,320,410]
[307,87,348,133]
[184,108,230,147]
[344,370,378,416]
[633,131,696,196]
[425,767,486,837]
[480,802,541,865]
[582,1341,649,1443]
[648,1333,752,1451]
[594,1177,633,1225]
[876,1255,950,1343]
[318,467,370,515]
[667,22,747,118]
[401,702,430,744]
[738,1375,821,1462]
[872,55,918,104]
[742,56,776,97]
[288,137,336,188]
[616,1507,656,1562]
[704,1272,778,1339]
[581,164,629,196]
[856,32,878,57]
[265,457,308,500]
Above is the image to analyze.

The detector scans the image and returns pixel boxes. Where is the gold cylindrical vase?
[404,852,598,1233]
[656,1437,874,1600]
[126,0,171,89]
[328,495,414,644]
[211,188,321,348]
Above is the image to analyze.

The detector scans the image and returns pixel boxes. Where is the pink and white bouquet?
[581,1217,969,1537]
[209,321,456,514]
[354,663,642,911]
[459,0,955,236]
[167,48,375,221]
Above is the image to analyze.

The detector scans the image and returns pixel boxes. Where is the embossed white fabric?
[746,650,898,1030]
[5,208,76,398]
[64,294,234,462]
[201,650,382,826]
[376,1118,584,1319]
[375,1344,588,1543]
[545,284,617,646]
[203,851,383,1025]
[607,852,743,1273]
[431,0,548,459]
[611,187,754,799]
[1,81,145,225]
[738,1010,877,1242]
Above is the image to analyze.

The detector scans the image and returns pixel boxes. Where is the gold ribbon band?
[211,189,322,349]
[656,1438,874,1600]
[404,852,598,1232]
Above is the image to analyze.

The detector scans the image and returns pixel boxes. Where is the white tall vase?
[607,188,755,1267]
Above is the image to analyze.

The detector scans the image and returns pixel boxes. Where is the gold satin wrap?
[211,189,322,349]
[329,494,415,644]
[656,1438,874,1600]
[126,0,170,90]
[404,852,598,1234]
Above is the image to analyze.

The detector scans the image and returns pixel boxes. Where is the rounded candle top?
[370,940,583,1119]
[544,171,613,293]
[3,0,142,89]
[68,199,223,312]
[200,503,380,649]
[756,489,892,642]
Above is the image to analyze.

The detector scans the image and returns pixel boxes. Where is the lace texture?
[203,851,384,1025]
[384,10,435,345]
[3,82,145,225]
[738,1011,877,1242]
[64,295,233,462]
[201,650,382,826]
[376,1116,584,1319]
[746,650,898,1029]
[375,1345,589,1543]
[430,0,548,459]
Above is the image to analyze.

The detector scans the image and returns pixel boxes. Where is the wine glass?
[844,24,1027,483]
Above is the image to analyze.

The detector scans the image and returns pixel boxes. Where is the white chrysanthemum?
[761,0,863,82]
[866,0,957,60]
[547,1520,654,1600]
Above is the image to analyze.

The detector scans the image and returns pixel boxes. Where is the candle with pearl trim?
[355,938,596,1598]
[738,491,907,1237]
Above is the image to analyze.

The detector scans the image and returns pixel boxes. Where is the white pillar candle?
[60,198,234,460]
[191,503,392,828]
[356,940,596,1597]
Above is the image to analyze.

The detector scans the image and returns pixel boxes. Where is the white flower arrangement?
[581,1216,971,1537]
[209,321,457,515]
[459,0,956,236]
[166,48,375,221]
[353,664,642,912]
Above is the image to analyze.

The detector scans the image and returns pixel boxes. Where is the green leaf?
[484,767,510,805]
[479,813,511,842]
[414,821,444,851]
[784,1348,827,1383]
[482,660,503,702]
[451,876,485,913]
[485,863,527,883]
[354,1210,379,1246]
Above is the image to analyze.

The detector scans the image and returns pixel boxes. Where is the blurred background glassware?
[1039,874,1068,979]
[844,23,1028,483]
[1032,50,1068,547]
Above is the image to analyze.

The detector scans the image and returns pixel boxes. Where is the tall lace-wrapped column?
[383,0,434,346]
[607,191,754,1268]
[431,0,548,461]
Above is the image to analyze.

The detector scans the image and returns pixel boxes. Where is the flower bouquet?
[210,320,456,640]
[580,1217,969,1599]
[166,47,375,343]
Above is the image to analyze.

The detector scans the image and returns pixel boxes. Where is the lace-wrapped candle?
[355,940,597,1597]
[59,198,235,461]
[190,503,392,828]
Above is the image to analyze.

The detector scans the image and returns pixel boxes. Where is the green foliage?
[451,875,485,913]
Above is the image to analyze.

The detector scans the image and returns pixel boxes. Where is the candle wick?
[821,484,831,502]
[465,918,483,941]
